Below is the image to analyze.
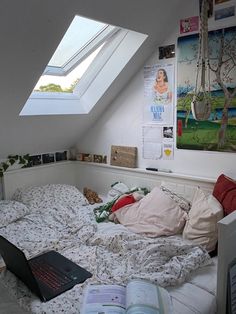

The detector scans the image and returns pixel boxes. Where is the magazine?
[81,279,173,314]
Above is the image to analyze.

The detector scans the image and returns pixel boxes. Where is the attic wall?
[77,1,236,180]
[0,0,182,159]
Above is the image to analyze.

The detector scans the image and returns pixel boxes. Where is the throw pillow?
[114,186,187,237]
[213,174,236,215]
[183,188,223,252]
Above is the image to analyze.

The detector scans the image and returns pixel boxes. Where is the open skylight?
[33,15,116,93]
[21,15,148,115]
[47,16,106,68]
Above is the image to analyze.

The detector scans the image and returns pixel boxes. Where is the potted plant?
[191,91,211,121]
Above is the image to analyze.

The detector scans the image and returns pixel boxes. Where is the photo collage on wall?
[28,151,68,167]
[143,63,175,160]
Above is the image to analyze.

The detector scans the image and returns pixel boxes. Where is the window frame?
[20,28,148,116]
[43,25,117,77]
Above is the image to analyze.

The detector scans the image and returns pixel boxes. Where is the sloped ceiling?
[0,0,189,158]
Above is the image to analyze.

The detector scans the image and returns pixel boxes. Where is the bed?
[0,163,235,314]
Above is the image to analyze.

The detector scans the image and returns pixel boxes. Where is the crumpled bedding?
[0,206,210,314]
[0,191,211,314]
[0,203,97,260]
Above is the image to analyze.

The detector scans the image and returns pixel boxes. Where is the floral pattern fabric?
[0,185,211,314]
[0,201,30,228]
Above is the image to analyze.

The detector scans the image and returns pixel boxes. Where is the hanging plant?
[0,154,30,177]
[191,91,211,120]
[192,0,212,121]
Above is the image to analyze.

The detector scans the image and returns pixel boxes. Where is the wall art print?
[177,26,236,152]
[144,63,174,125]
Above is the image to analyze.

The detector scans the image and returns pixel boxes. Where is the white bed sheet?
[98,222,217,314]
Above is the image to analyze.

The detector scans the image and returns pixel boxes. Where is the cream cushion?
[183,188,223,252]
[113,186,187,237]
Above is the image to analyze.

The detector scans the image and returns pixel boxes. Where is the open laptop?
[0,236,92,302]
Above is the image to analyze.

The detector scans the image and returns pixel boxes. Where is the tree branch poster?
[177,26,236,152]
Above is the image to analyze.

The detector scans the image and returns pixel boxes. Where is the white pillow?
[183,188,223,252]
[13,184,88,212]
[0,200,30,228]
[114,186,187,237]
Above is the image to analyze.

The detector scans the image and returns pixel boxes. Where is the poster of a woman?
[153,68,172,105]
[144,63,174,124]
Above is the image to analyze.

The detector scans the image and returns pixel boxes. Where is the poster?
[215,6,235,20]
[142,126,162,159]
[180,16,199,34]
[143,63,174,125]
[177,26,236,152]
[163,143,174,160]
[142,125,174,160]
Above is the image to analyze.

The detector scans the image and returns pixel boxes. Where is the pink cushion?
[114,187,187,237]
[213,174,236,215]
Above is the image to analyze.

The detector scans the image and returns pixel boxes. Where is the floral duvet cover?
[0,184,211,314]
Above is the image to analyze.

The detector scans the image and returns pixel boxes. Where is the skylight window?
[42,15,116,77]
[34,44,104,93]
[21,15,148,116]
[33,15,116,93]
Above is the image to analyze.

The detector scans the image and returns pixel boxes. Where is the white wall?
[0,0,182,159]
[77,1,236,180]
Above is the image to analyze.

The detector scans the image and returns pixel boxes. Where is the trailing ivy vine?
[0,154,30,177]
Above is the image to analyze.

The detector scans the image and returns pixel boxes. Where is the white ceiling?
[0,0,190,158]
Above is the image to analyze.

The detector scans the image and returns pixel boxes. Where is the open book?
[81,279,172,314]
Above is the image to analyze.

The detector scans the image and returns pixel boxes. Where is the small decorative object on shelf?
[55,151,67,162]
[110,145,137,168]
[76,153,93,162]
[42,153,55,164]
[93,154,103,163]
[102,155,107,164]
[29,155,42,166]
[0,154,30,177]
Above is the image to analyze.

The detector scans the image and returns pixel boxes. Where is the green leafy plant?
[0,154,30,177]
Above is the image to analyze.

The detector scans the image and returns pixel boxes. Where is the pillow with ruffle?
[160,182,191,212]
[0,200,30,228]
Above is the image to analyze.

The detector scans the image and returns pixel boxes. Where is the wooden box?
[110,145,137,168]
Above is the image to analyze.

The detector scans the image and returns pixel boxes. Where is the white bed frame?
[2,160,235,313]
[217,211,236,314]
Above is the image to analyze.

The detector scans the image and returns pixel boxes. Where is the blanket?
[0,204,211,314]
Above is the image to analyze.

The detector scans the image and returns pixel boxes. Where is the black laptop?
[0,236,92,302]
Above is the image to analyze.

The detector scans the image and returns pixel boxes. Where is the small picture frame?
[159,44,175,59]
[55,151,67,162]
[77,153,93,162]
[42,153,55,164]
[29,155,42,166]
[83,154,93,162]
[93,154,103,163]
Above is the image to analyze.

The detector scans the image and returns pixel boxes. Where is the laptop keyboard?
[29,259,72,291]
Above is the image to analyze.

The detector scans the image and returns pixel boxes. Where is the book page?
[126,279,161,314]
[81,284,126,314]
